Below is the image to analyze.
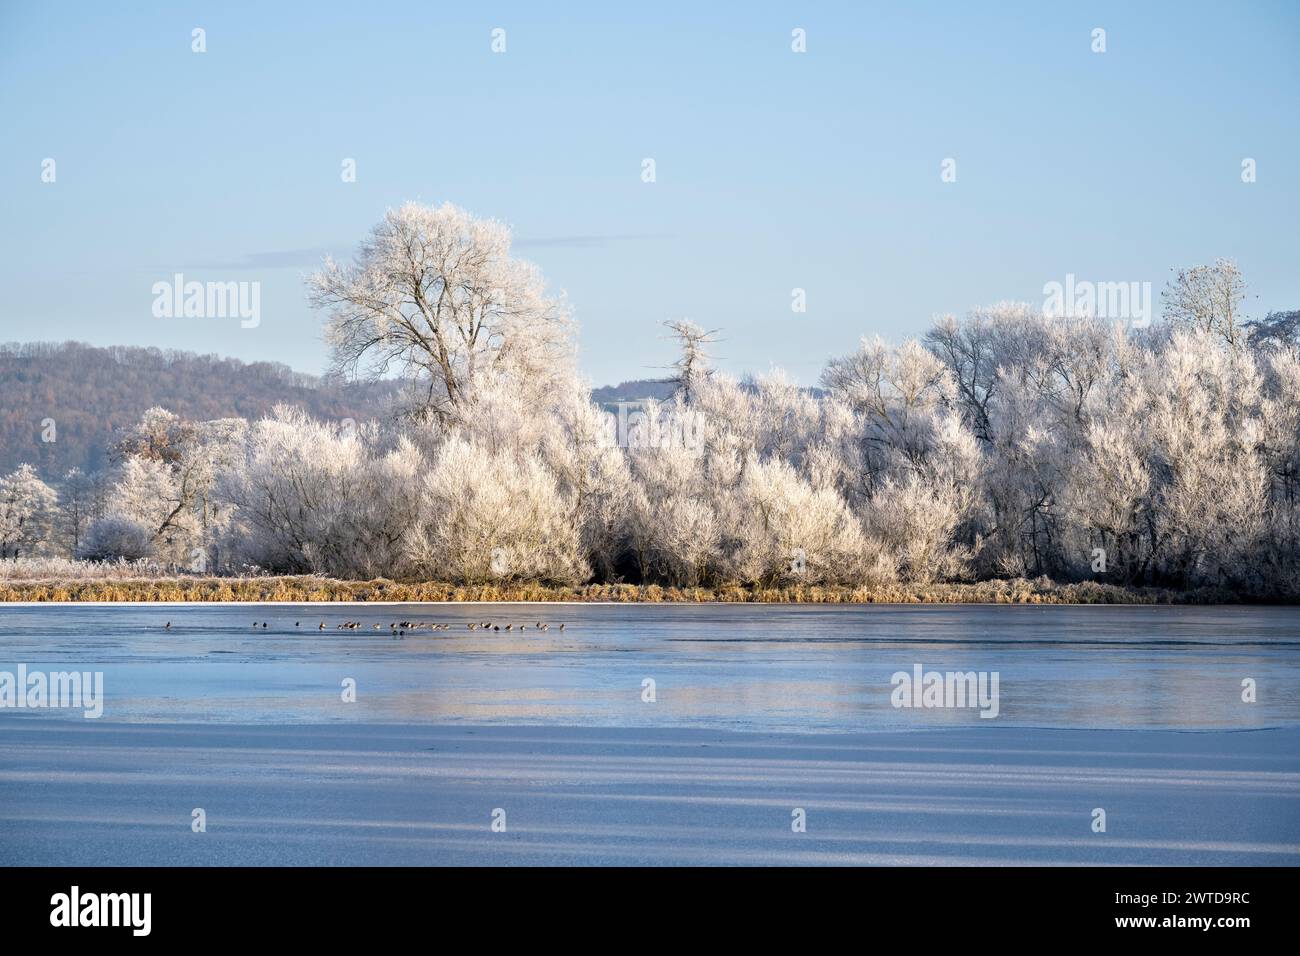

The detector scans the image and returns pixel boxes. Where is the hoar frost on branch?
[309,201,575,428]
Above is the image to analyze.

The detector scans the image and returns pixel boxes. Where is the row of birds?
[162,620,566,635]
[317,620,564,633]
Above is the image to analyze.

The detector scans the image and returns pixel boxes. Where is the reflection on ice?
[0,603,1297,731]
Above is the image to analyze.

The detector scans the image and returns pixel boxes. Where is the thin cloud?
[167,247,341,270]
[515,233,670,249]
[165,235,667,269]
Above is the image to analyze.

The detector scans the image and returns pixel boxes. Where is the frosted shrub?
[408,436,587,585]
[221,407,421,578]
[77,516,154,562]
[0,464,58,559]
[731,457,869,586]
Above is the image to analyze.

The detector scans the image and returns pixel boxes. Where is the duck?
[164,622,171,630]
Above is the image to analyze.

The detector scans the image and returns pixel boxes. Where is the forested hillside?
[0,341,695,478]
[0,342,393,478]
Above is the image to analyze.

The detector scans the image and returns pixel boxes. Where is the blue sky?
[2,0,1297,386]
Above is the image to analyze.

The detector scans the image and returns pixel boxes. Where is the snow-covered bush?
[77,516,154,562]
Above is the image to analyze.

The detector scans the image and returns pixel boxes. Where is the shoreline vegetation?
[3,208,1298,604]
[0,574,1274,605]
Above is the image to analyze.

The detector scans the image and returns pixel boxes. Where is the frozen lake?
[2,603,1298,865]
[0,603,1296,731]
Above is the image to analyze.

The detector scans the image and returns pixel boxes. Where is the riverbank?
[2,719,1296,865]
[0,575,1264,604]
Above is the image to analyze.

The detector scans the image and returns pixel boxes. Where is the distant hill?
[590,379,677,409]
[0,344,828,481]
[591,377,827,411]
[0,342,395,479]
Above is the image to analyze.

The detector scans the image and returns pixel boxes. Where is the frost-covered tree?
[1257,350,1300,587]
[822,336,954,483]
[56,467,105,554]
[923,304,1037,441]
[663,319,719,404]
[820,335,983,580]
[221,406,421,578]
[861,413,983,582]
[77,515,154,562]
[732,457,873,586]
[109,406,191,466]
[108,457,185,559]
[1161,258,1248,348]
[623,398,724,586]
[407,436,586,584]
[1062,421,1153,582]
[0,464,58,558]
[103,411,246,568]
[309,202,575,427]
[541,391,634,580]
[1245,309,1300,360]
[1136,331,1268,587]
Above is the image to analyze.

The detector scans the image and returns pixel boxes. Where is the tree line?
[2,203,1298,597]
[0,340,394,477]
